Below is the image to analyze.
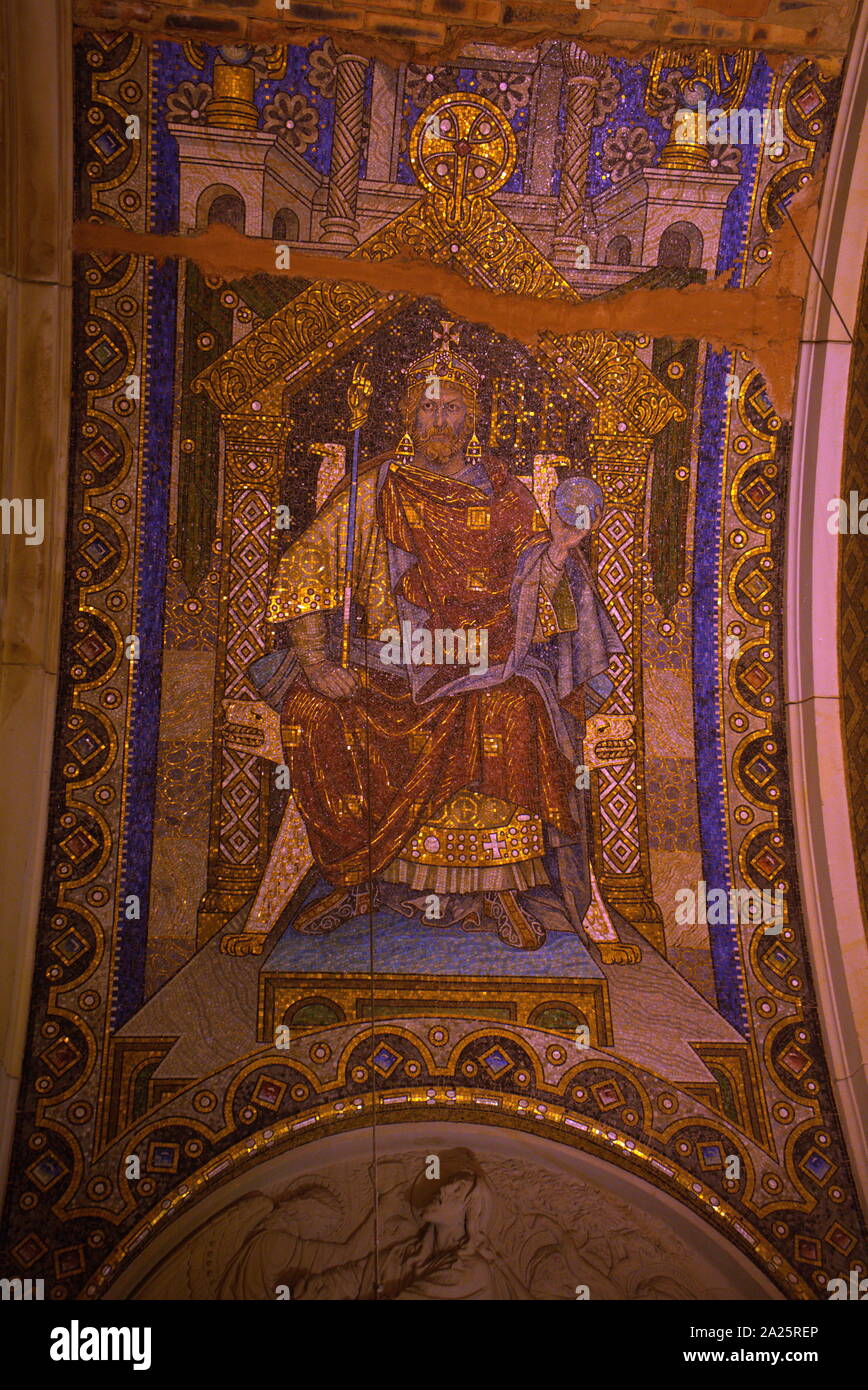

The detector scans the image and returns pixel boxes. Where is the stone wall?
[74,0,858,60]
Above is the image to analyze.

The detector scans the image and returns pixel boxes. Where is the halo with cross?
[409,93,517,223]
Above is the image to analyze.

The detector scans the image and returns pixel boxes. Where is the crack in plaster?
[73,167,820,414]
[71,0,859,63]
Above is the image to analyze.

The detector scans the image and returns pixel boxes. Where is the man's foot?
[484,891,545,950]
[388,890,484,930]
[220,932,267,956]
[292,883,380,935]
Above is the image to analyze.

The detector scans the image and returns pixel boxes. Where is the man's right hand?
[303,660,359,700]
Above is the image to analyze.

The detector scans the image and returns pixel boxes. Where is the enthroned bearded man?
[262,329,623,950]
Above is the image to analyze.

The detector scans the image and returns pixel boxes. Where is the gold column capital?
[560,44,609,83]
[222,412,290,486]
[221,411,290,446]
[208,60,258,131]
[588,405,653,509]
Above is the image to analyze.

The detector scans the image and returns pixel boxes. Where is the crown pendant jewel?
[396,432,415,460]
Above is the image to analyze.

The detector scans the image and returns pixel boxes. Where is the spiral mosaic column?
[320,53,368,247]
[552,45,607,263]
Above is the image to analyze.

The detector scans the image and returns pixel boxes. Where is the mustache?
[417,425,467,447]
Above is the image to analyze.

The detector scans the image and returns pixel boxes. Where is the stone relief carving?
[137,1147,731,1300]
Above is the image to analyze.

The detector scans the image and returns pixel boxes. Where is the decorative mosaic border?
[1,31,865,1299]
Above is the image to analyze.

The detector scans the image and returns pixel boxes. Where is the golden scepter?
[341,363,373,668]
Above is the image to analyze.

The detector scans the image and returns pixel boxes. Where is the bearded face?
[411,383,472,464]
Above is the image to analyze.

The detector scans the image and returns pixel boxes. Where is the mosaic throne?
[190,95,686,982]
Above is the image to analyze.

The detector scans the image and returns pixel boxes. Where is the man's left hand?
[547,496,590,567]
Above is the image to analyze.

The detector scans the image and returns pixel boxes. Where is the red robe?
[280,453,582,885]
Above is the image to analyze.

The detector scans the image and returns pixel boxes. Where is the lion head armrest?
[583,713,636,769]
[222,699,285,763]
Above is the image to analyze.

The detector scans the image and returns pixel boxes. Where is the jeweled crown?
[404,320,481,400]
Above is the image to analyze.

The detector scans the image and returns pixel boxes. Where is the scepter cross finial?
[346,362,373,433]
